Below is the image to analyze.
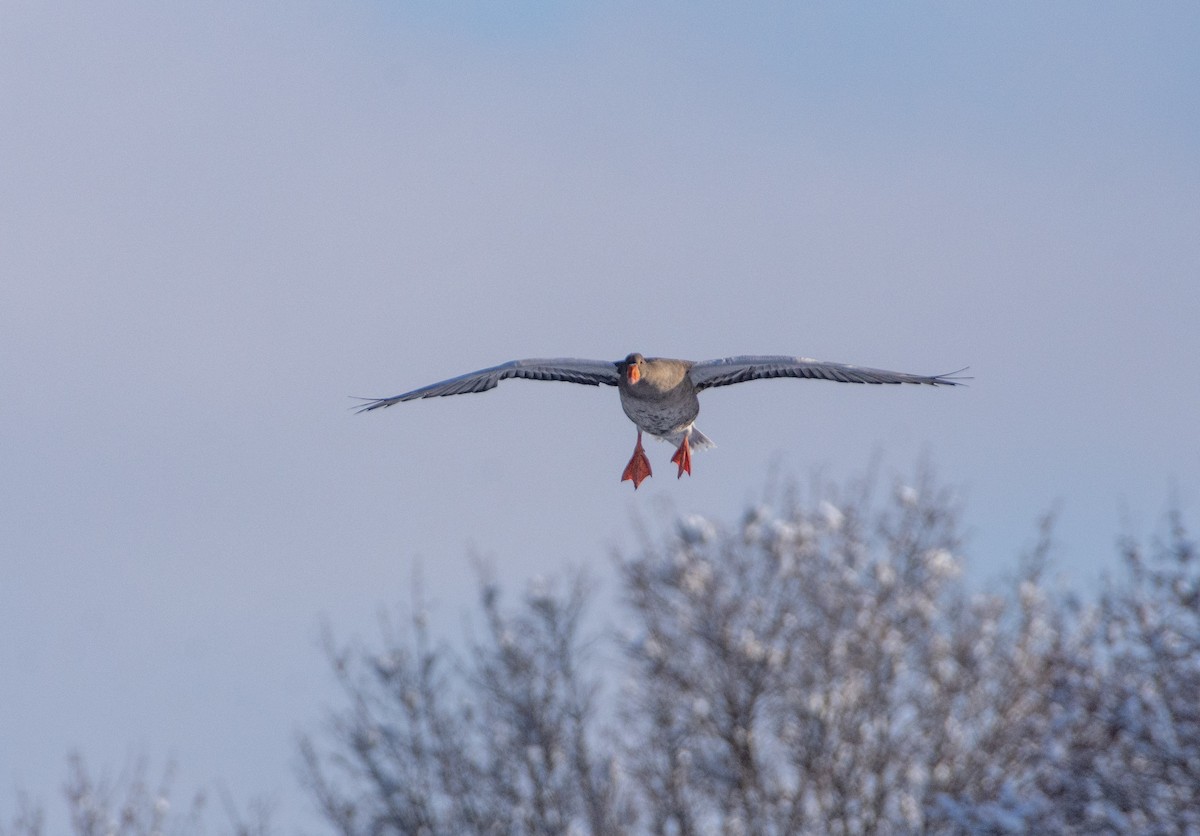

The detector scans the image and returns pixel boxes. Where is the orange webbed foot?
[621,430,653,489]
[670,437,692,479]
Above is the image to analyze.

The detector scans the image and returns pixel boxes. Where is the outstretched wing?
[688,356,967,391]
[356,358,621,412]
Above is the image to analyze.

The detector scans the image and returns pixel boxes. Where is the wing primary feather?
[354,357,619,413]
[689,356,969,391]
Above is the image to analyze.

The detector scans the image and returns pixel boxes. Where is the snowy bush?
[299,475,1200,835]
[12,477,1196,835]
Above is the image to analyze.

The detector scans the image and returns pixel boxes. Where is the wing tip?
[350,396,395,413]
[932,367,972,386]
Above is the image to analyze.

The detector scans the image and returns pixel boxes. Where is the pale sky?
[3,2,1198,831]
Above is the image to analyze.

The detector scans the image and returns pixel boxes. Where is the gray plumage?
[357,352,965,486]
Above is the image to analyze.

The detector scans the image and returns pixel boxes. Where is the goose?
[358,353,965,488]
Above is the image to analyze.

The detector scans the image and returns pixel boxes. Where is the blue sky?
[2,2,1198,830]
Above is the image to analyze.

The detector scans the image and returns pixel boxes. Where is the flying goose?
[358,353,964,488]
